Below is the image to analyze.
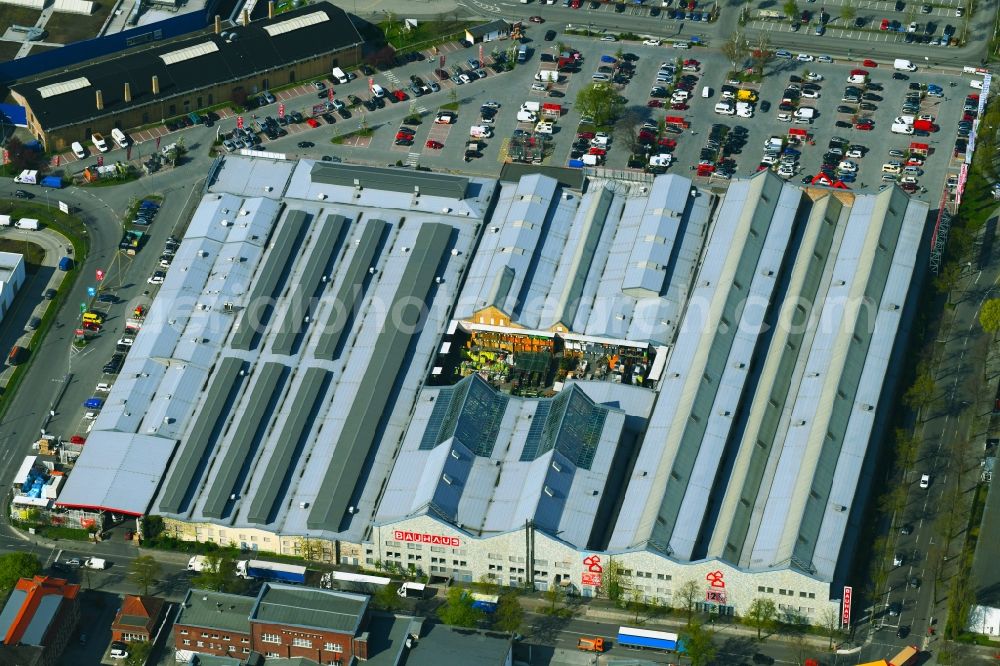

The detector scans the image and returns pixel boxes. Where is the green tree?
[373,583,402,612]
[934,262,962,295]
[628,586,646,623]
[124,641,152,666]
[575,83,626,126]
[192,554,243,593]
[438,587,483,627]
[128,555,160,596]
[600,558,627,604]
[495,592,524,634]
[782,0,798,19]
[840,5,856,22]
[903,364,936,412]
[980,298,1000,333]
[675,579,701,625]
[2,137,49,174]
[749,33,774,75]
[140,515,164,540]
[543,583,564,613]
[0,553,40,594]
[682,622,717,666]
[745,597,777,640]
[477,573,501,596]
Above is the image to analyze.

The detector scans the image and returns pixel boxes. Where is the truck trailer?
[187,555,216,572]
[889,646,919,666]
[617,626,680,651]
[397,582,426,598]
[235,559,307,584]
[40,176,63,189]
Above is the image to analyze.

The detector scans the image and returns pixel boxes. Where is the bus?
[617,626,681,651]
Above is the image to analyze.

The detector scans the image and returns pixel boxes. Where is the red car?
[647,99,665,108]
[588,147,607,156]
[862,59,878,67]
[638,130,656,140]
[658,138,677,149]
[69,435,86,445]
[306,118,320,128]
[393,90,408,101]
[854,120,874,130]
[880,18,889,30]
[83,321,101,331]
[671,102,688,110]
[395,131,413,140]
[577,131,595,140]
[426,140,444,149]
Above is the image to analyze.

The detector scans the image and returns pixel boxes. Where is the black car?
[337,106,352,119]
[43,288,56,300]
[14,189,32,199]
[347,94,362,106]
[896,625,910,639]
[297,141,314,148]
[103,353,125,375]
[860,102,878,111]
[867,82,883,91]
[371,96,385,109]
[900,523,913,535]
[752,654,775,665]
[360,64,374,75]
[835,120,852,128]
[97,293,117,304]
[854,16,865,27]
[836,105,856,114]
[544,29,557,41]
[322,113,336,124]
[893,72,909,80]
[888,602,902,616]
[615,2,626,11]
[548,90,565,98]
[895,0,904,8]
[290,111,304,123]
[394,138,413,146]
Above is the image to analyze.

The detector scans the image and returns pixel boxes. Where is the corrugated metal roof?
[306,222,454,531]
[250,584,367,634]
[311,162,469,199]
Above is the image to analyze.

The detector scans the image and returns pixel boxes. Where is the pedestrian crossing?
[406,152,421,166]
[384,72,400,86]
[415,106,428,114]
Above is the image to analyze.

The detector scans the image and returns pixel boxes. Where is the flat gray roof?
[249,584,367,634]
[406,624,511,666]
[311,162,470,200]
[175,589,254,634]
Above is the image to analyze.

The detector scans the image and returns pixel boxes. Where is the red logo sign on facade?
[705,570,726,588]
[841,586,852,629]
[581,555,603,587]
[393,530,460,547]
[705,589,727,605]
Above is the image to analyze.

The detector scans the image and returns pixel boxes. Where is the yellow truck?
[737,89,758,102]
[577,637,605,652]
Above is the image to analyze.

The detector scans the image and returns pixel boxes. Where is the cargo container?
[235,559,307,584]
[470,593,499,613]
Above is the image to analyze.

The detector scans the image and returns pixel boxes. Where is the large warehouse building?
[54,162,927,619]
[8,2,363,151]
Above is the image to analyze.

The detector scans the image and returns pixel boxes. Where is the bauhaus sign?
[393,530,460,547]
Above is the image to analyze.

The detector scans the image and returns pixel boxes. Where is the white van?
[331,67,350,84]
[371,83,386,98]
[470,125,493,138]
[891,123,915,134]
[110,128,129,149]
[701,86,711,98]
[521,101,541,113]
[714,101,735,115]
[516,110,537,123]
[91,133,109,153]
[71,142,86,159]
[971,79,985,90]
[794,107,815,119]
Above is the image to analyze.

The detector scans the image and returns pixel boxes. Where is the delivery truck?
[111,128,129,149]
[235,559,307,584]
[84,557,108,570]
[893,58,917,71]
[617,626,681,651]
[397,582,426,598]
[889,645,919,666]
[13,170,37,184]
[577,637,605,652]
[187,555,216,572]
[58,256,73,271]
[891,123,915,134]
[331,66,350,84]
[16,219,39,230]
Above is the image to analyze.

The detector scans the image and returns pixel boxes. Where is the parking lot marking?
[406,151,421,166]
[498,138,511,163]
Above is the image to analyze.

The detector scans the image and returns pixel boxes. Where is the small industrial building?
[0,576,80,666]
[8,2,363,151]
[0,251,25,324]
[464,20,511,44]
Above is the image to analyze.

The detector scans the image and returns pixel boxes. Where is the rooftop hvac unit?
[442,207,451,213]
[221,219,230,226]
[299,501,309,509]
[794,419,807,426]
[451,248,460,256]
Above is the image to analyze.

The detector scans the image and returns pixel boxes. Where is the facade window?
[243,648,250,654]
[223,635,230,641]
[228,646,236,652]
[766,587,774,593]
[261,633,281,644]
[292,637,312,648]
[180,630,188,635]
[266,652,280,658]
[758,586,765,592]
[196,641,204,647]
[183,640,190,646]
[432,546,446,553]
[201,633,209,638]
[242,638,250,644]
[324,642,343,652]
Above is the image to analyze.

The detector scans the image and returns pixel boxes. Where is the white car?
[593,132,610,146]
[893,553,904,566]
[534,121,554,134]
[459,74,471,84]
[531,82,546,91]
[148,272,165,285]
[802,89,820,98]
[805,72,823,82]
[777,164,795,177]
[846,148,863,158]
[919,473,931,488]
[796,53,814,62]
[600,35,617,41]
[643,38,662,46]
[817,55,833,63]
[736,106,753,118]
[838,160,858,173]
[672,41,690,49]
[775,49,792,59]
[918,114,935,122]
[777,112,792,122]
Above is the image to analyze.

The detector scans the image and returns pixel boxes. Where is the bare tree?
[675,580,701,626]
[614,108,645,155]
[722,29,749,70]
[818,606,843,649]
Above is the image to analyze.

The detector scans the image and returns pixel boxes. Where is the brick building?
[175,584,368,664]
[111,595,166,643]
[8,1,364,151]
[0,576,80,666]
[174,590,254,658]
